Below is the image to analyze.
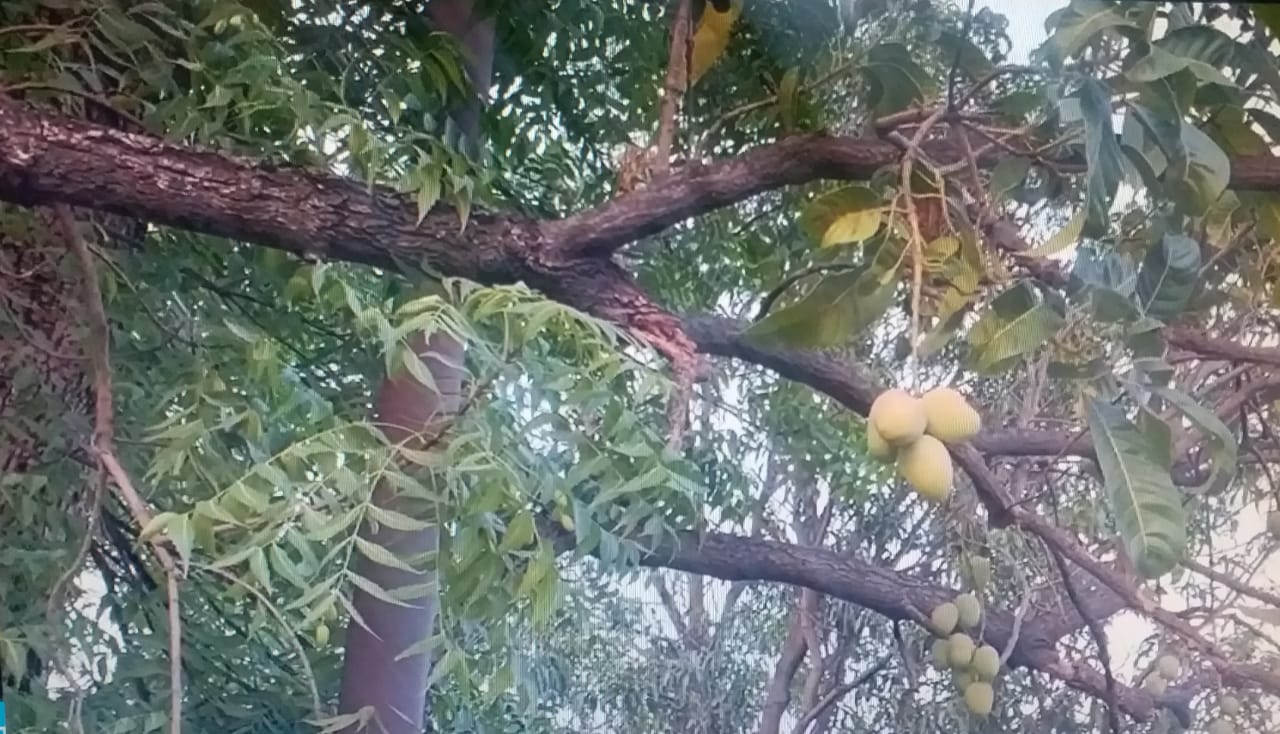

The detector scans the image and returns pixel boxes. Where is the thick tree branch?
[544,522,1199,721]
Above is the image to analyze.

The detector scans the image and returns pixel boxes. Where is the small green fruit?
[931,602,960,636]
[971,644,1000,680]
[954,592,982,629]
[963,681,994,716]
[1143,673,1167,695]
[953,670,974,690]
[931,638,950,668]
[1219,695,1240,715]
[314,622,330,646]
[1156,654,1181,680]
[948,633,976,668]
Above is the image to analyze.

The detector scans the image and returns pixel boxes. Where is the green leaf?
[1046,0,1138,64]
[966,282,1066,373]
[498,511,536,553]
[365,504,432,532]
[1077,78,1124,237]
[248,547,273,592]
[988,157,1031,201]
[1086,399,1187,579]
[776,67,800,132]
[1172,123,1230,215]
[800,185,883,245]
[1135,234,1201,321]
[1148,386,1238,496]
[862,43,937,116]
[1125,45,1235,88]
[935,29,994,80]
[746,265,896,348]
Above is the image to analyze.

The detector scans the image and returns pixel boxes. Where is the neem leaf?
[1086,399,1187,579]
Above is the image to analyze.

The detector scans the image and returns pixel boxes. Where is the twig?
[193,563,323,716]
[1049,550,1121,734]
[1180,557,1280,609]
[654,0,694,175]
[944,0,978,111]
[58,204,184,734]
[792,654,891,734]
[898,106,948,382]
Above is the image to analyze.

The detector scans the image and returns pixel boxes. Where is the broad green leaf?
[1086,399,1187,579]
[1135,234,1201,321]
[1172,123,1230,215]
[989,157,1031,201]
[1077,78,1124,237]
[1148,385,1238,496]
[862,43,938,116]
[746,265,896,348]
[1125,45,1234,88]
[1046,0,1138,64]
[801,185,883,245]
[966,282,1066,373]
[935,29,994,80]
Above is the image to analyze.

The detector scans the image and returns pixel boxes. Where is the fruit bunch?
[1206,694,1243,734]
[926,592,999,717]
[866,387,981,503]
[1142,654,1181,695]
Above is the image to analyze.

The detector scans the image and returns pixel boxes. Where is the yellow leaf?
[821,209,881,247]
[690,0,742,85]
[1028,209,1085,257]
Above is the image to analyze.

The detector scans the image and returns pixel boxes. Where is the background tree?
[2,1,1280,734]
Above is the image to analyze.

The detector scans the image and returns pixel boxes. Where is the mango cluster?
[866,387,981,503]
[1142,654,1181,696]
[1207,694,1243,734]
[926,592,999,717]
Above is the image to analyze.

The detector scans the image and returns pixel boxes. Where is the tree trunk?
[335,2,493,732]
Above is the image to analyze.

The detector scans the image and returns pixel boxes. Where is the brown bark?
[335,2,493,732]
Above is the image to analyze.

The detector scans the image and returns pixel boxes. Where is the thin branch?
[792,654,891,734]
[58,204,184,734]
[654,0,694,176]
[1049,550,1121,734]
